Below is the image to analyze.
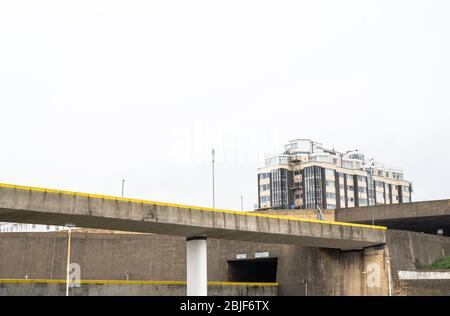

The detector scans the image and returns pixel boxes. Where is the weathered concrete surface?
[387,230,450,272]
[0,281,277,296]
[0,231,389,296]
[0,184,385,250]
[387,230,450,296]
[395,280,450,296]
[2,229,450,295]
[336,200,450,235]
[255,209,336,222]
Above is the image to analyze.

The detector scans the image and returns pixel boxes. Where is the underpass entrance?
[227,257,278,282]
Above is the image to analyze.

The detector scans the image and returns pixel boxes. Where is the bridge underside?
[0,208,382,250]
[351,215,450,236]
[336,200,450,236]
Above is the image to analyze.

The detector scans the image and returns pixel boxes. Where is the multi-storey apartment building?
[257,139,412,210]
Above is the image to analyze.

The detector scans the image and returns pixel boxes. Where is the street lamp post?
[362,271,368,296]
[121,179,125,198]
[65,224,75,296]
[385,256,393,296]
[212,149,215,208]
[300,280,308,296]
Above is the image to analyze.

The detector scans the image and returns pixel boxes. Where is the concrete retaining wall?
[386,230,450,295]
[395,280,450,296]
[0,231,389,296]
[387,230,450,275]
[0,281,277,296]
[8,228,450,296]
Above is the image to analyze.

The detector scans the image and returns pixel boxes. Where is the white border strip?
[398,271,450,280]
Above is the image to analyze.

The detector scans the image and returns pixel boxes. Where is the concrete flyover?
[0,183,386,295]
[336,199,450,236]
[0,183,385,249]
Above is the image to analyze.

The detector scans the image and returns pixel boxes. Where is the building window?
[304,166,323,209]
[260,196,270,204]
[342,161,352,169]
[376,192,384,201]
[325,169,334,178]
[270,168,291,209]
[326,192,336,199]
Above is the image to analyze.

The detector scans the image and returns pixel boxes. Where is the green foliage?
[431,256,450,269]
[416,256,450,270]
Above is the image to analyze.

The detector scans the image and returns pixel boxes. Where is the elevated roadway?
[0,183,386,249]
[0,182,386,295]
[336,200,450,236]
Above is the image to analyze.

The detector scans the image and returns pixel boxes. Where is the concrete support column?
[186,236,208,296]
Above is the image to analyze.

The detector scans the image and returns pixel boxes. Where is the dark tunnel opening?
[227,257,278,282]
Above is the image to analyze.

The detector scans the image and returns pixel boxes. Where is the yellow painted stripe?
[208,281,279,287]
[0,279,278,287]
[0,279,184,285]
[0,182,386,230]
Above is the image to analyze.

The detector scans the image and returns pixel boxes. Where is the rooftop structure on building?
[257,139,412,210]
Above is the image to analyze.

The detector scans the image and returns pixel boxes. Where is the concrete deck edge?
[0,182,386,230]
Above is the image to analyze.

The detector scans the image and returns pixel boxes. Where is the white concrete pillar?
[186,236,208,296]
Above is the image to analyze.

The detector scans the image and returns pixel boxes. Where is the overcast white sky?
[1,1,449,210]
